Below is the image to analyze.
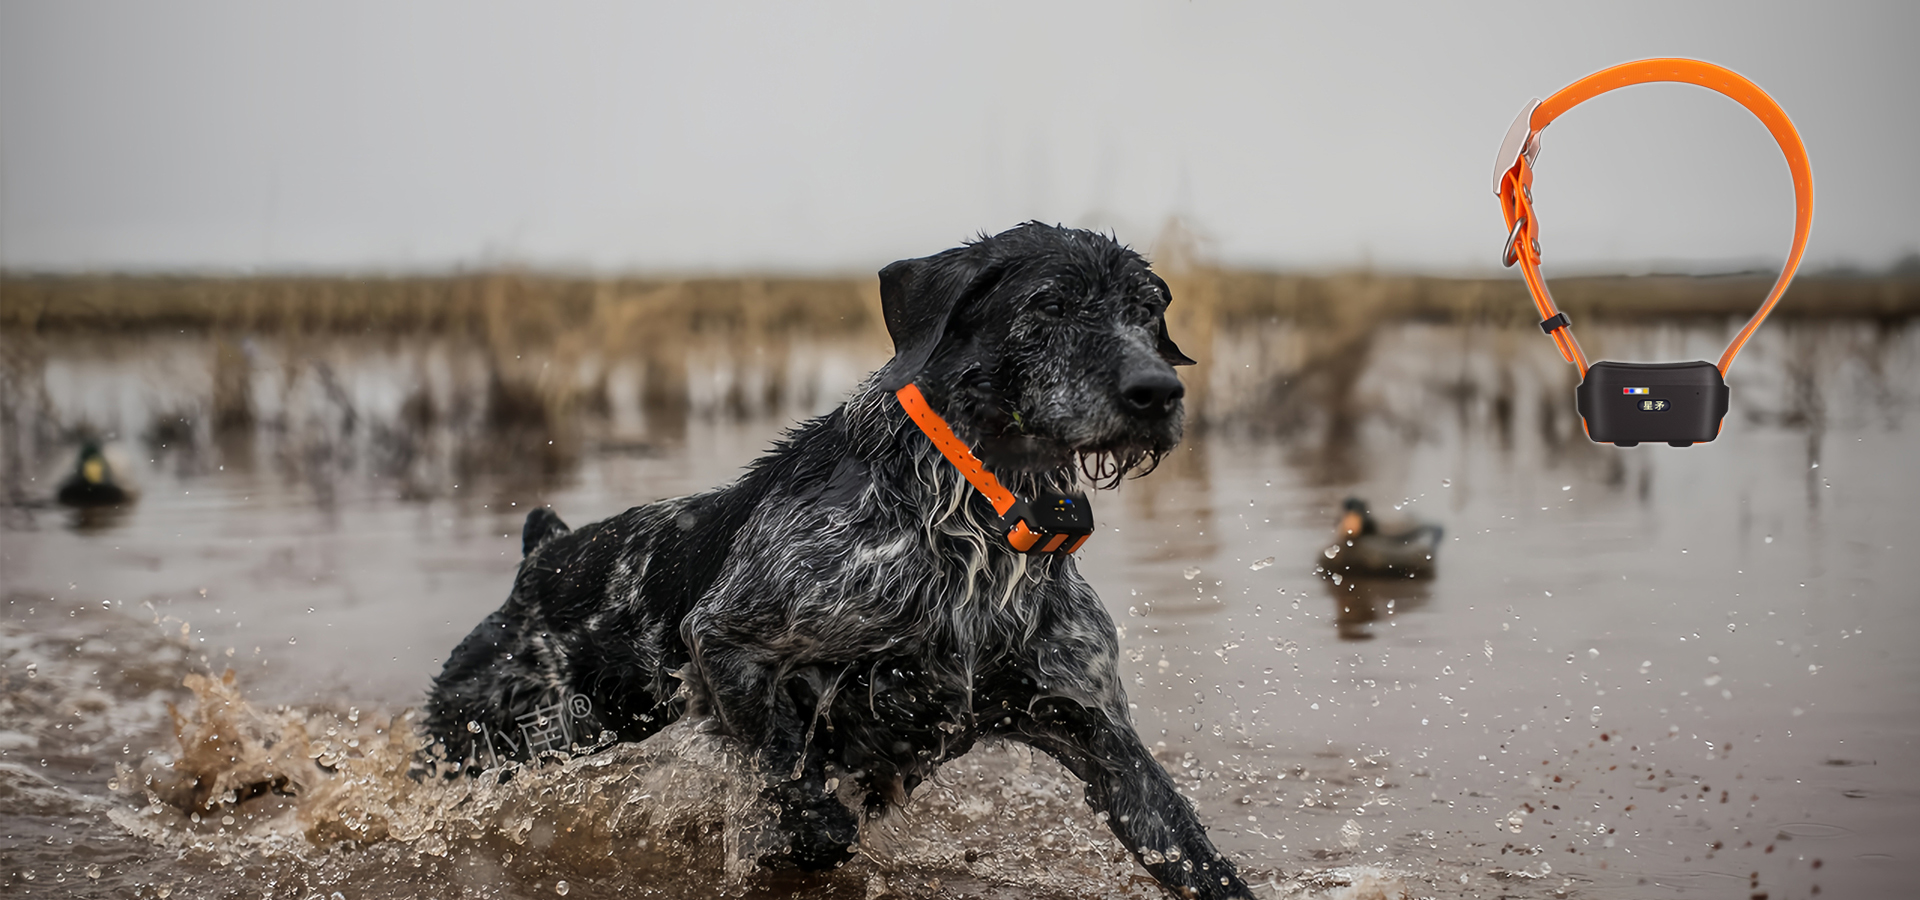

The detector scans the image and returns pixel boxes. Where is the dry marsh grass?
[3,268,1911,502]
[7,269,1909,445]
[4,270,1911,341]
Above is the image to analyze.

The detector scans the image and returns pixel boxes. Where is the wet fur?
[424,224,1253,899]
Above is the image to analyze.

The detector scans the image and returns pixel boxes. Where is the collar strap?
[1493,58,1814,377]
[894,383,1092,554]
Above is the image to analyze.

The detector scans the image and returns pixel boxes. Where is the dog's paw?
[758,782,860,871]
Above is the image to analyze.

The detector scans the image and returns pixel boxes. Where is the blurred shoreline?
[4,270,1916,336]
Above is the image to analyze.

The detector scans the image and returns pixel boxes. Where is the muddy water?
[2,316,1915,899]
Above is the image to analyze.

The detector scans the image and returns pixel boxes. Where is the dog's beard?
[1069,405,1183,489]
[974,435,1165,490]
[1075,445,1165,490]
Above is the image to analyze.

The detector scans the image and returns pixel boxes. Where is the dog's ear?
[1148,274,1197,366]
[876,250,998,391]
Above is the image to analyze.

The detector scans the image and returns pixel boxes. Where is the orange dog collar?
[895,383,1092,554]
[1493,57,1814,378]
[1493,59,1813,447]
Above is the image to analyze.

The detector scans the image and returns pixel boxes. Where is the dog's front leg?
[693,642,860,871]
[1018,699,1255,900]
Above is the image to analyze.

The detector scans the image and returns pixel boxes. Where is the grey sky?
[3,1,1915,274]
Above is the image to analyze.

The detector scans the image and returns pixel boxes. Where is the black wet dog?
[424,223,1254,899]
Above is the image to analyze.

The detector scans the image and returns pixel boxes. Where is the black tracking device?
[1000,489,1095,554]
[1575,360,1729,447]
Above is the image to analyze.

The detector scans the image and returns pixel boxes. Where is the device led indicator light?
[1623,387,1650,395]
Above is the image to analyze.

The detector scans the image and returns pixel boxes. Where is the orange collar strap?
[1493,58,1814,377]
[894,383,1091,554]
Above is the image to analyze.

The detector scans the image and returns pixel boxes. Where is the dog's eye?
[1033,294,1064,317]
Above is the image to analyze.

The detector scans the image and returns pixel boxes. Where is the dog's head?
[877,222,1194,486]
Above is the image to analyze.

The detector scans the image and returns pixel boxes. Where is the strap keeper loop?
[1539,312,1571,334]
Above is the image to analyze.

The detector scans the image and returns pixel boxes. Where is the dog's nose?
[1119,368,1185,416]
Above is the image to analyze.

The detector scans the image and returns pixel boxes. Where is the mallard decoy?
[57,442,131,507]
[1323,497,1442,577]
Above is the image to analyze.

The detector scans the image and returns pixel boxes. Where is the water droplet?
[1587,648,1599,658]
[85,866,100,881]
[1330,573,1343,586]
[101,599,112,609]
[1323,545,1340,559]
[1704,674,1722,686]
[287,637,296,645]
[1765,535,1774,543]
[1442,478,1452,487]
[23,662,35,679]
[1484,641,1494,661]
[555,881,570,896]
[1504,809,1526,832]
[1589,706,1603,724]
[467,721,483,733]
[1561,485,1571,491]
[1249,556,1274,571]
[1182,566,1201,580]
[1442,665,1454,675]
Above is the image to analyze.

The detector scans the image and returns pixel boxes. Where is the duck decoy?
[57,442,131,507]
[1322,497,1442,577]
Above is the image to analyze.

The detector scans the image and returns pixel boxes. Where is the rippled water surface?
[3,313,1915,899]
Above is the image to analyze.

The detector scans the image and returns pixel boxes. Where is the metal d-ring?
[1502,216,1527,267]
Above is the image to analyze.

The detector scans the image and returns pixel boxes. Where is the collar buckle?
[1492,98,1543,197]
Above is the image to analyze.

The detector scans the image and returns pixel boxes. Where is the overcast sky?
[2,1,1915,275]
